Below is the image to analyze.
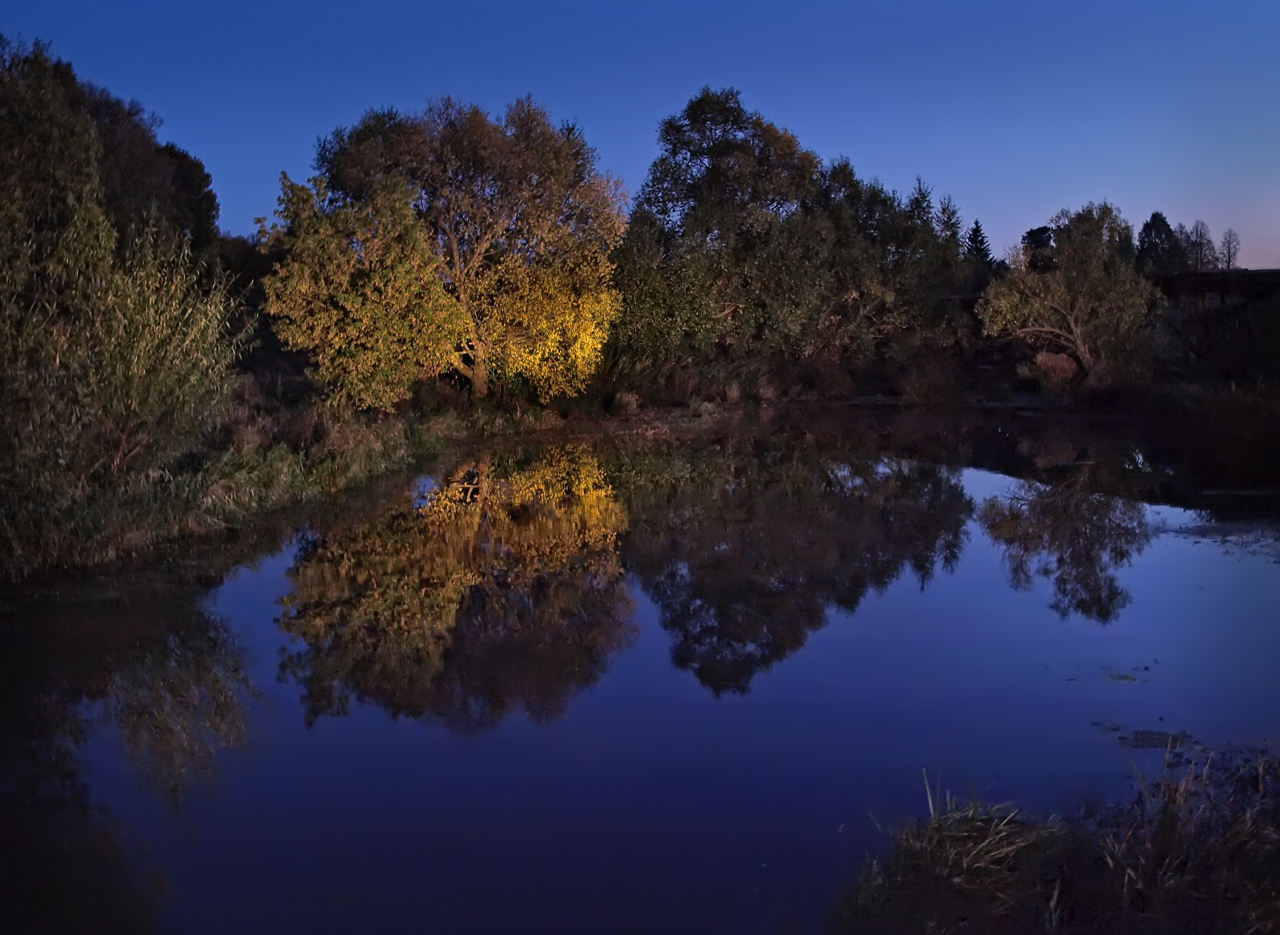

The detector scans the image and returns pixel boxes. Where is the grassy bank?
[0,375,447,582]
[837,754,1280,934]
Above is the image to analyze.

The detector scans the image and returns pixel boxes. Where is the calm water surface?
[5,413,1280,934]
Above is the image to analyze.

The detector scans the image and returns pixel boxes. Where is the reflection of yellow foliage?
[465,444,627,583]
[280,446,628,722]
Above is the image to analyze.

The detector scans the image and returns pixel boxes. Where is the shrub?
[0,39,245,576]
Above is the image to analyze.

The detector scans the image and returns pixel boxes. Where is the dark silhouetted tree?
[1180,220,1219,272]
[1136,211,1189,276]
[964,220,994,269]
[1220,228,1240,269]
[1021,225,1056,272]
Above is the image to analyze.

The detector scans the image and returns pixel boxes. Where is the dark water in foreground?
[4,411,1280,934]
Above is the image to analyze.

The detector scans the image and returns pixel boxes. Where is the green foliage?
[820,170,967,358]
[977,203,1156,380]
[75,89,221,266]
[606,207,725,373]
[262,174,467,411]
[0,36,222,269]
[313,98,627,399]
[611,89,971,382]
[1020,224,1057,272]
[617,87,832,364]
[0,38,245,577]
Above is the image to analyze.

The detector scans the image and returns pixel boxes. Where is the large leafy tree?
[72,86,221,267]
[820,169,967,357]
[611,88,969,376]
[310,99,626,399]
[637,86,822,238]
[262,175,467,410]
[977,203,1155,380]
[614,87,830,364]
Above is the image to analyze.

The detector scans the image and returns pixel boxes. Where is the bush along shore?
[3,37,1279,581]
[837,752,1280,935]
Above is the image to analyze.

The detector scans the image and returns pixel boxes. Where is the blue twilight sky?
[8,0,1278,266]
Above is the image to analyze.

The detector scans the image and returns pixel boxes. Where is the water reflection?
[103,606,251,800]
[0,590,253,931]
[1,698,160,934]
[279,446,634,730]
[979,466,1153,623]
[622,442,973,694]
[5,411,1280,933]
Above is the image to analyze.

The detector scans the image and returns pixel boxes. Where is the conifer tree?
[963,220,994,268]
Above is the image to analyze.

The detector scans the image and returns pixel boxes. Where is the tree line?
[259,85,1268,406]
[257,86,1269,405]
[1,37,1273,576]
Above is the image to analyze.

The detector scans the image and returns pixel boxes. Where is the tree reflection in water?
[0,594,252,931]
[0,695,160,934]
[102,607,251,801]
[622,443,974,695]
[279,445,634,731]
[979,467,1153,623]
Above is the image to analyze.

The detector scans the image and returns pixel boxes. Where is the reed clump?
[838,756,1280,934]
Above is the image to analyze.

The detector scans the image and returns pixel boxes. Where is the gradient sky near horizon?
[9,0,1278,266]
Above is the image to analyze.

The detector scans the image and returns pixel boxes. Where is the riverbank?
[837,751,1280,934]
[5,376,1279,587]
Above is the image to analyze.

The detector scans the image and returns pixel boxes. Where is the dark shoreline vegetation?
[3,37,1279,583]
[838,752,1280,934]
[3,35,1280,934]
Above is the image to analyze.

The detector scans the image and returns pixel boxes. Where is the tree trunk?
[459,322,489,398]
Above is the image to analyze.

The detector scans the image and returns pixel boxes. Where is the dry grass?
[838,757,1280,934]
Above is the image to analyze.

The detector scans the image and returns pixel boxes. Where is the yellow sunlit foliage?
[315,100,628,399]
[279,446,629,722]
[489,260,621,401]
[262,175,468,411]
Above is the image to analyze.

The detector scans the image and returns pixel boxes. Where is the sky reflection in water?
[7,423,1280,934]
